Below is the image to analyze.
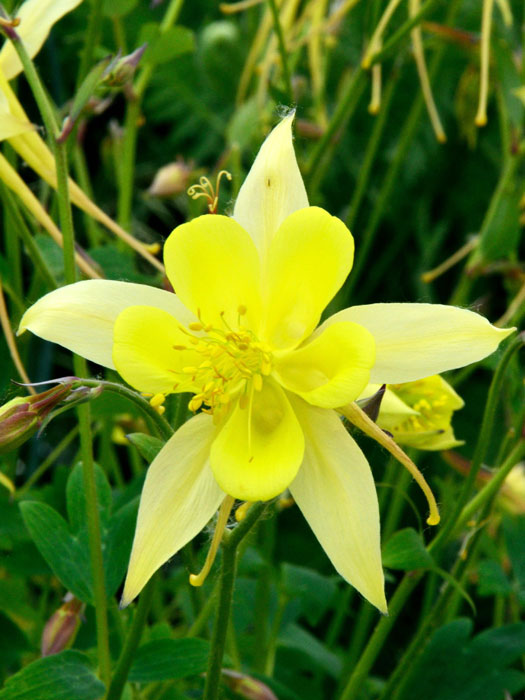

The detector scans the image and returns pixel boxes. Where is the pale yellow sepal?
[0,0,83,80]
[18,280,195,368]
[210,380,304,501]
[262,207,354,350]
[274,321,375,408]
[322,303,515,384]
[0,113,35,140]
[289,399,387,614]
[233,112,308,262]
[121,413,224,606]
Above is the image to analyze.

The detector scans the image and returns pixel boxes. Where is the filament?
[362,0,403,69]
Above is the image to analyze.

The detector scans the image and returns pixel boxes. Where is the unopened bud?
[103,44,147,89]
[41,593,85,656]
[0,379,103,453]
[221,670,278,700]
[148,160,192,197]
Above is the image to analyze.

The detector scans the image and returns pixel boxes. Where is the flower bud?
[221,670,278,700]
[148,160,192,197]
[41,593,85,656]
[0,379,103,453]
[102,44,147,89]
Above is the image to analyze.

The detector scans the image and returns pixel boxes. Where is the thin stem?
[117,0,185,230]
[366,0,440,67]
[7,32,112,685]
[203,502,268,700]
[475,0,494,127]
[105,579,155,700]
[77,379,174,441]
[77,0,104,86]
[455,439,525,533]
[345,69,397,227]
[305,66,364,179]
[338,573,422,700]
[267,0,293,104]
[430,332,524,551]
[0,182,58,289]
[17,426,79,496]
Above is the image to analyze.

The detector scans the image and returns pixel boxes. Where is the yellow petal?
[289,399,387,613]
[210,380,304,501]
[0,112,35,140]
[322,303,515,383]
[19,280,195,368]
[233,112,308,261]
[164,214,261,330]
[261,207,354,350]
[274,321,375,408]
[113,305,200,394]
[121,413,224,606]
[0,0,83,80]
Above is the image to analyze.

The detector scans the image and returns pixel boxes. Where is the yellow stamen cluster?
[174,309,272,421]
[389,382,451,437]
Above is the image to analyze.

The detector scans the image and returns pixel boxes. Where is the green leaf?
[477,560,512,597]
[128,639,210,682]
[0,650,105,699]
[398,620,525,700]
[102,497,138,597]
[138,24,195,66]
[278,624,342,679]
[66,462,112,532]
[382,528,433,570]
[126,433,164,463]
[281,564,337,626]
[503,514,525,600]
[102,0,137,17]
[19,501,93,603]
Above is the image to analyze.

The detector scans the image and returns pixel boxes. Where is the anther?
[235,502,252,521]
[149,393,165,408]
[189,322,203,331]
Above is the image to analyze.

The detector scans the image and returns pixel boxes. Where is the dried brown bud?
[41,593,85,656]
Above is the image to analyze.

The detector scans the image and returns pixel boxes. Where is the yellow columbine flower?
[18,114,514,613]
[360,375,465,450]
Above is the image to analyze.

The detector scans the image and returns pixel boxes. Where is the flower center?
[175,307,272,420]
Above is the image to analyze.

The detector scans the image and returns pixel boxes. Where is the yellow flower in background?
[360,375,465,451]
[19,114,514,613]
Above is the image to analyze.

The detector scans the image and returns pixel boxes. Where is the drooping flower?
[19,114,514,613]
[359,375,465,450]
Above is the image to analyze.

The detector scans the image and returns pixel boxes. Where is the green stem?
[105,579,155,700]
[117,0,185,230]
[338,573,422,700]
[455,439,525,533]
[77,0,104,86]
[345,0,461,301]
[17,426,79,496]
[345,69,398,228]
[0,182,58,289]
[367,0,441,67]
[430,332,524,552]
[305,66,365,181]
[77,379,174,441]
[8,32,112,685]
[267,0,293,104]
[203,502,268,700]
